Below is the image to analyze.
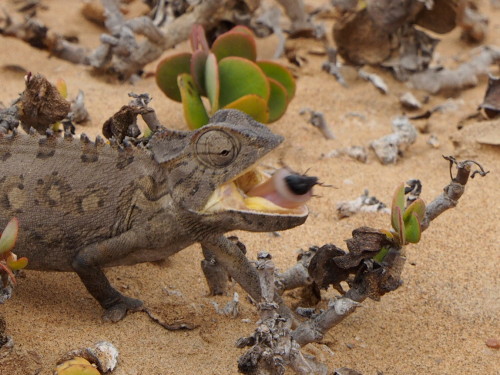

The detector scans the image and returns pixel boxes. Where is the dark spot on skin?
[37,179,44,185]
[52,171,58,176]
[75,196,84,214]
[116,156,134,170]
[30,231,44,242]
[58,184,72,193]
[190,183,200,196]
[173,165,198,190]
[81,154,98,163]
[173,160,189,168]
[36,150,55,159]
[0,176,6,184]
[98,199,104,208]
[208,182,216,191]
[19,175,24,181]
[49,199,57,207]
[18,183,24,190]
[34,199,39,205]
[1,194,11,210]
[1,152,11,161]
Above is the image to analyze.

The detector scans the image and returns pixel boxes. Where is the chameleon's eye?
[196,129,239,167]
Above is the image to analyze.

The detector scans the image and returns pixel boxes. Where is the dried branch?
[237,253,327,375]
[274,250,315,295]
[410,46,500,94]
[370,116,417,164]
[102,92,163,142]
[421,155,489,231]
[286,156,487,348]
[299,108,335,140]
[336,190,389,219]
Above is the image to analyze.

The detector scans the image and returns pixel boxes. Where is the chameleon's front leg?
[72,230,144,322]
[201,235,262,301]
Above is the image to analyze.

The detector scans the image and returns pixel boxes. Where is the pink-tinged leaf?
[404,212,421,243]
[55,78,68,99]
[257,60,296,100]
[228,25,255,38]
[224,94,269,124]
[205,53,219,114]
[403,198,426,224]
[218,57,270,108]
[6,254,28,271]
[191,50,208,96]
[156,52,192,102]
[0,218,18,255]
[395,206,405,245]
[267,78,288,122]
[177,74,209,129]
[211,32,257,62]
[0,262,16,285]
[190,24,209,52]
[391,183,405,232]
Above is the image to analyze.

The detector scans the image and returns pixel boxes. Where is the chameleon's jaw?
[202,168,309,217]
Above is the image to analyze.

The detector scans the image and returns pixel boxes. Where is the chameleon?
[0,109,311,322]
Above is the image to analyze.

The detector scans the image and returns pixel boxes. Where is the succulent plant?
[380,183,426,246]
[374,183,426,262]
[156,25,296,129]
[0,218,27,287]
[55,357,101,375]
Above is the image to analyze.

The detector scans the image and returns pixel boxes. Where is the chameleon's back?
[0,131,156,271]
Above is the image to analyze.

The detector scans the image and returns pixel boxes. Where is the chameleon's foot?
[102,296,144,322]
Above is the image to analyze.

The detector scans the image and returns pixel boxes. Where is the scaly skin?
[0,110,308,321]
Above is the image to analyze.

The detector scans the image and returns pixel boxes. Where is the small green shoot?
[375,183,427,261]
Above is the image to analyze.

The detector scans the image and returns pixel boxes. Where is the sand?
[0,1,498,374]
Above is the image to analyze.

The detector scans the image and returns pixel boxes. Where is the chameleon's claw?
[102,296,144,322]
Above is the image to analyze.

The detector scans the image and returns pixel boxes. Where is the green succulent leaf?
[257,60,296,100]
[373,246,390,263]
[190,24,209,52]
[156,52,192,102]
[205,53,220,115]
[190,50,208,96]
[224,94,269,123]
[404,212,422,243]
[211,32,257,62]
[228,25,255,38]
[403,198,426,224]
[379,229,394,240]
[267,78,288,122]
[391,183,406,232]
[6,255,28,271]
[177,74,209,129]
[218,57,270,108]
[0,218,18,255]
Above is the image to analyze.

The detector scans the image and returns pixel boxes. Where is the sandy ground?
[0,1,499,374]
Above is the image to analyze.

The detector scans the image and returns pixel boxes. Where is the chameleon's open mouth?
[202,168,314,216]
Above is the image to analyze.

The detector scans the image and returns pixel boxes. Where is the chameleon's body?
[0,110,308,321]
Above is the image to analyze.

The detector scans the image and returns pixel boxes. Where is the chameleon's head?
[148,109,310,232]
